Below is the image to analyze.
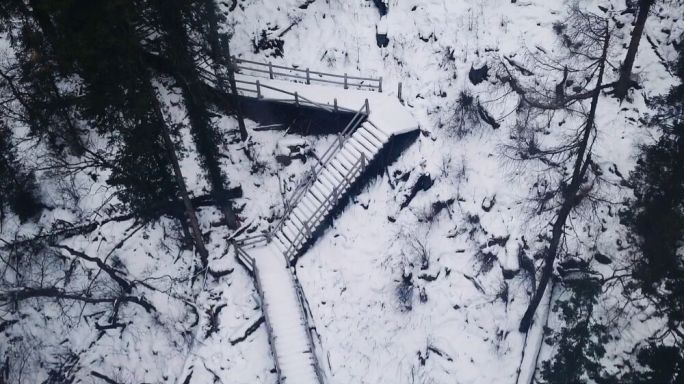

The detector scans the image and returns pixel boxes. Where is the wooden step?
[342,141,364,158]
[291,207,309,226]
[281,222,299,243]
[301,193,320,213]
[274,232,291,251]
[321,168,343,184]
[328,159,350,178]
[362,121,390,141]
[272,236,288,253]
[324,167,346,187]
[317,173,336,190]
[358,127,384,148]
[347,137,374,158]
[297,197,316,218]
[339,147,359,165]
[332,155,353,172]
[360,123,387,143]
[308,185,326,203]
[288,211,307,229]
[311,182,330,201]
[352,134,378,153]
[284,220,303,241]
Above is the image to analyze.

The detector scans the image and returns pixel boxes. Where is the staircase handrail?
[252,262,284,382]
[233,233,269,249]
[313,101,368,175]
[282,152,366,261]
[269,102,368,238]
[233,79,341,113]
[233,57,382,92]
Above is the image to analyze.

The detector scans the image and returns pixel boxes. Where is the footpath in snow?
[250,244,321,384]
[233,64,419,384]
[234,72,417,136]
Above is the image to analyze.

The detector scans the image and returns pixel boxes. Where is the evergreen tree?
[620,35,684,381]
[0,121,42,223]
[37,0,181,215]
[148,0,239,228]
[541,276,612,384]
[0,0,84,156]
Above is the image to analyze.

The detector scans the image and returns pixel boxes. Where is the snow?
[235,102,417,382]
[2,0,681,382]
[218,0,679,382]
[516,282,555,384]
[252,244,321,384]
[234,72,419,135]
[377,16,388,35]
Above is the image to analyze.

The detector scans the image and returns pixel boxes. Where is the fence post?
[338,133,343,148]
[334,98,338,113]
[294,92,299,107]
[269,62,274,79]
[364,98,370,114]
[303,221,311,237]
[231,56,238,72]
[344,73,348,89]
[256,80,262,98]
[306,68,310,84]
[379,76,383,93]
[398,82,403,103]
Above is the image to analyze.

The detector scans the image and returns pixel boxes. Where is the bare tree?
[497,7,614,332]
[614,0,655,99]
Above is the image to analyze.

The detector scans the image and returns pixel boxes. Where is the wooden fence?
[233,57,383,92]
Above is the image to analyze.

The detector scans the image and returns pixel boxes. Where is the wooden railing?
[232,101,369,267]
[252,262,284,382]
[233,57,383,92]
[253,260,325,384]
[232,78,354,113]
[234,242,257,270]
[281,152,367,262]
[292,274,326,384]
[269,101,369,242]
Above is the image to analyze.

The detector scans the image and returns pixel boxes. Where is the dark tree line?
[0,0,246,257]
[617,41,684,382]
[542,33,684,384]
[0,2,249,380]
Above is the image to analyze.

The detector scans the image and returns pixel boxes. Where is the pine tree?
[0,121,42,223]
[541,277,612,384]
[620,41,684,379]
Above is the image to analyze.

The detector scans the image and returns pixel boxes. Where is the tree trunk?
[614,0,653,99]
[156,100,209,265]
[204,0,248,141]
[156,1,239,229]
[519,27,610,332]
[224,40,249,142]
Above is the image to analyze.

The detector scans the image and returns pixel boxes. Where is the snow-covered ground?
[1,0,681,382]
[212,0,679,383]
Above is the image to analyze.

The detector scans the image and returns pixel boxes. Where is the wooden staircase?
[232,104,393,384]
[226,58,417,384]
[274,119,389,263]
[234,102,391,269]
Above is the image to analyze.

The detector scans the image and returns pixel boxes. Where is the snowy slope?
[213,0,680,383]
[1,0,680,383]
